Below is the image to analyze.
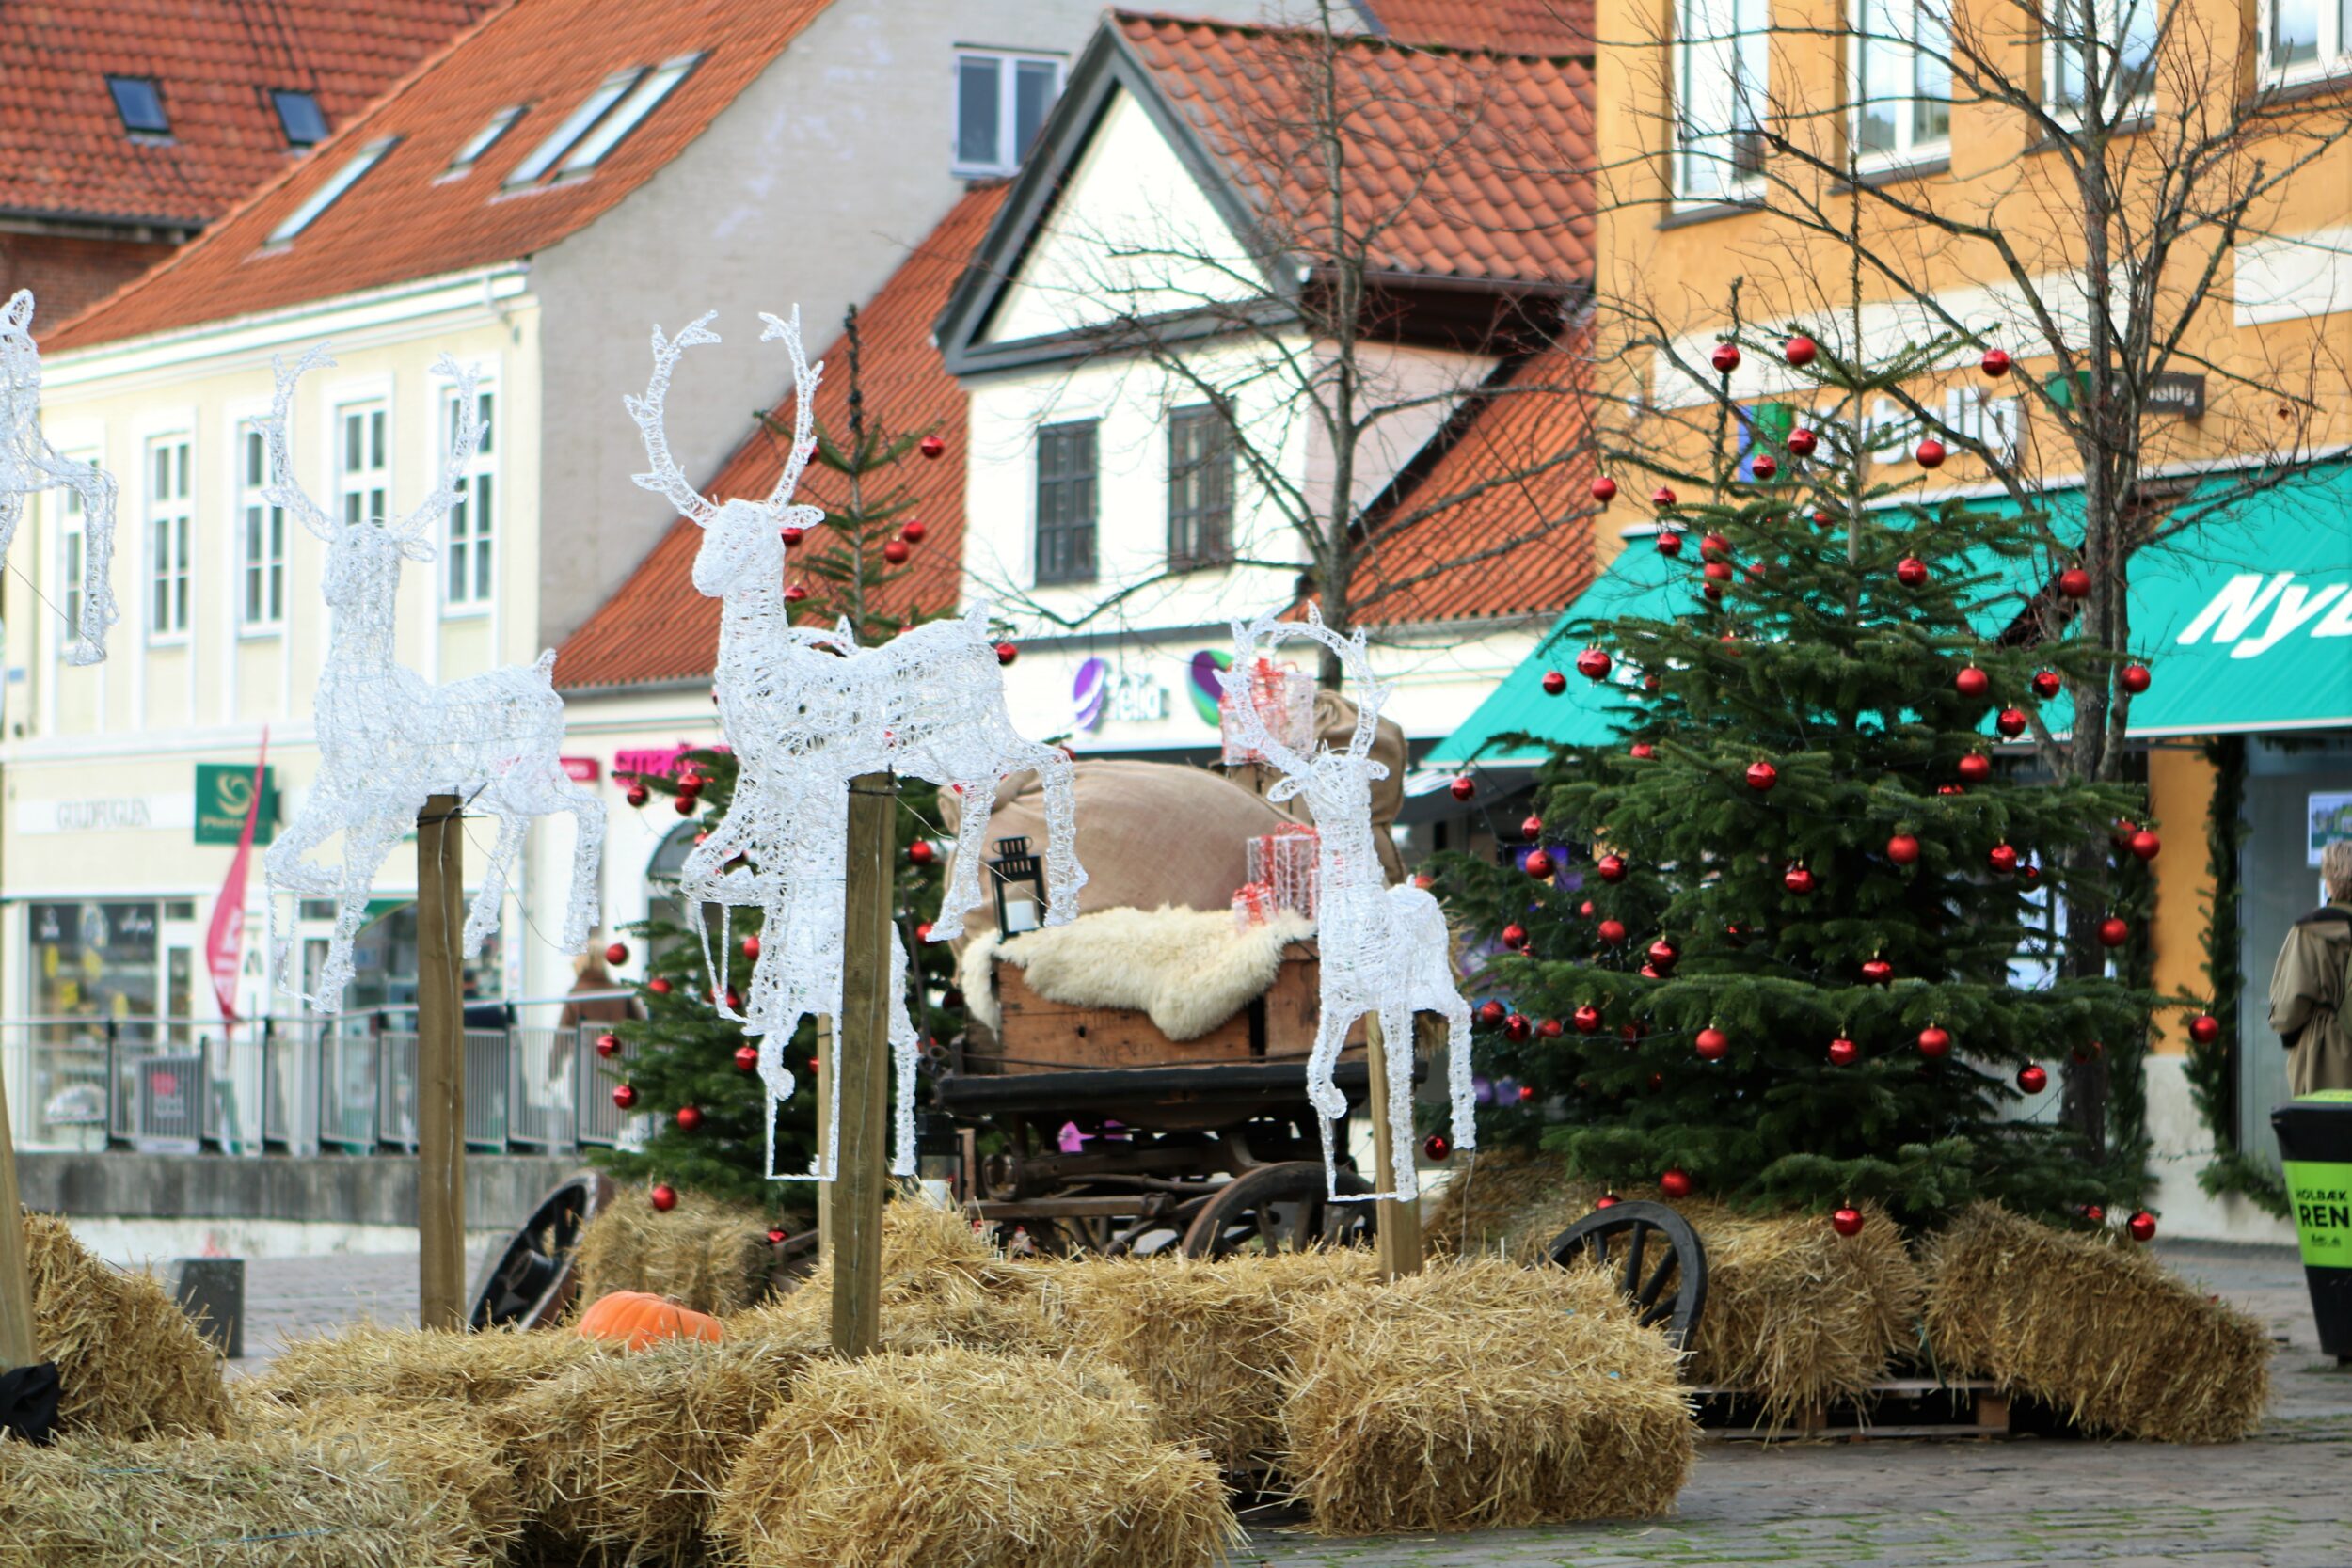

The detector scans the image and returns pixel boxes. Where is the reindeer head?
[0,290,40,430]
[265,344,480,611]
[1220,605,1390,819]
[627,309,824,603]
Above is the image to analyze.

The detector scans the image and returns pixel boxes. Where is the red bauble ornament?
[882,539,912,564]
[1955,666,1991,699]
[1521,814,1545,841]
[1787,427,1818,456]
[1958,752,1992,783]
[2129,829,2161,862]
[1886,832,1921,865]
[2110,817,2139,849]
[915,921,933,942]
[1896,556,1929,588]
[1575,646,1612,680]
[2058,566,2091,599]
[625,784,649,808]
[1989,843,2020,875]
[1652,484,1677,507]
[1448,775,1476,802]
[1915,438,1946,468]
[895,518,927,546]
[2031,669,2062,699]
[2084,1203,2106,1224]
[1701,581,1724,602]
[674,794,697,817]
[2127,1210,2157,1242]
[1422,1132,1453,1163]
[1525,848,1556,879]
[596,1032,621,1059]
[1938,784,1965,797]
[1659,1168,1693,1199]
[1785,334,1818,367]
[1597,918,1628,944]
[613,1084,639,1110]
[1655,528,1683,558]
[648,977,673,996]
[1710,342,1741,372]
[1639,964,1661,979]
[741,933,761,959]
[734,1044,759,1072]
[918,434,946,459]
[675,1105,704,1132]
[1699,531,1731,562]
[1572,1004,1602,1034]
[1541,669,1567,695]
[780,525,805,546]
[784,583,808,603]
[1630,742,1655,759]
[2119,662,2151,693]
[2189,1013,2221,1045]
[2017,1063,2048,1093]
[1828,1036,1859,1066]
[2098,915,2130,948]
[1745,759,1779,792]
[1996,707,2028,737]
[724,987,742,1011]
[1861,958,1895,985]
[1749,454,1778,481]
[994,641,1019,666]
[1504,1012,1532,1042]
[1597,853,1628,882]
[1831,1206,1866,1238]
[1476,999,1507,1027]
[1595,1193,1620,1209]
[1694,1026,1729,1061]
[1591,474,1618,502]
[767,1227,789,1245]
[908,840,937,866]
[1980,347,2011,377]
[1784,864,1816,895]
[1917,1025,1952,1059]
[1501,923,1528,951]
[1646,938,1679,971]
[605,941,629,965]
[1537,1017,1564,1039]
[649,1182,677,1212]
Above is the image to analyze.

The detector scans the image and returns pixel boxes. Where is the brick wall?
[0,230,177,324]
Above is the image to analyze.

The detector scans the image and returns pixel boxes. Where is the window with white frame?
[56,452,91,650]
[338,401,388,526]
[954,50,1063,176]
[2265,0,2351,81]
[2043,0,2158,115]
[444,384,496,608]
[1851,0,1950,165]
[238,422,285,629]
[146,436,191,640]
[1677,0,1771,200]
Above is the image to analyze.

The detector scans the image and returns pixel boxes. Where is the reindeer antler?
[264,344,340,542]
[626,313,721,525]
[389,355,483,551]
[756,309,824,516]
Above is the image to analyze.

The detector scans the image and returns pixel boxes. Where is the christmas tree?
[1437,325,2155,1224]
[589,308,962,1211]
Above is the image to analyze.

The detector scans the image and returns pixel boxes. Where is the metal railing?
[0,991,651,1158]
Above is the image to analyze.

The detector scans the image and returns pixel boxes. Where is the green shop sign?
[194,764,277,846]
[2283,1145,2352,1270]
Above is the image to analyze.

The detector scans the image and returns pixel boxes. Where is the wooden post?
[831,771,896,1356]
[0,1061,39,1372]
[415,793,468,1331]
[1364,1015,1422,1280]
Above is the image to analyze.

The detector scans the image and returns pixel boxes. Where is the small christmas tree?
[1437,325,2154,1223]
[590,307,961,1210]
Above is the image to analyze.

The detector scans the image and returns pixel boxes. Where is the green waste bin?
[2273,1090,2352,1365]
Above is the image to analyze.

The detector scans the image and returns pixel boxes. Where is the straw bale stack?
[576,1187,774,1314]
[1050,1249,1375,1471]
[20,1211,230,1440]
[1922,1203,2270,1443]
[241,1320,608,1412]
[1279,1256,1694,1534]
[712,1347,1240,1568]
[0,1429,476,1568]
[491,1336,810,1566]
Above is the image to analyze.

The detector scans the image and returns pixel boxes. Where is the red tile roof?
[1349,338,1598,626]
[553,183,1006,691]
[46,0,833,352]
[1115,11,1594,291]
[0,0,497,230]
[1367,0,1593,56]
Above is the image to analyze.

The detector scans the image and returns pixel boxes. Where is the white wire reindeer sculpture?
[262,345,604,1011]
[627,307,1085,1178]
[1220,607,1474,1201]
[1,290,118,664]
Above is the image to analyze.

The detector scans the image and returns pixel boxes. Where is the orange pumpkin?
[575,1290,726,1351]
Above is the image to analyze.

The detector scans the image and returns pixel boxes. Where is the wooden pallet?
[1694,1378,2014,1441]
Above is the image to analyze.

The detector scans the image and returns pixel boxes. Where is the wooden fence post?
[831,771,896,1356]
[416,793,468,1331]
[0,1063,38,1373]
[1364,1015,1422,1280]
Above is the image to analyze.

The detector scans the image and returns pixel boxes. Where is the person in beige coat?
[2269,840,2352,1097]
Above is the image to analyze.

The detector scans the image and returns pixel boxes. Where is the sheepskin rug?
[960,906,1314,1041]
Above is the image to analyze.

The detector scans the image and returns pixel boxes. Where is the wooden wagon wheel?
[1541,1200,1708,1350]
[468,1169,612,1330]
[1179,1161,1376,1258]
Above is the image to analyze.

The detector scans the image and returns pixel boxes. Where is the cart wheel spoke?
[1541,1200,1709,1352]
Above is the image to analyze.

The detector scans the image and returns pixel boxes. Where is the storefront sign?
[2283,1156,2352,1269]
[2312,792,2352,866]
[613,743,723,780]
[16,795,192,835]
[194,764,277,846]
[561,756,600,784]
[2148,372,2205,418]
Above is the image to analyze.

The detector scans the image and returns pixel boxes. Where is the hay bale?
[1279,1257,1694,1534]
[576,1187,774,1315]
[233,1391,526,1565]
[0,1429,476,1568]
[20,1210,230,1440]
[1675,1201,1923,1428]
[1051,1249,1375,1471]
[713,1347,1239,1568]
[1421,1148,1594,1259]
[1922,1203,2270,1443]
[241,1321,608,1412]
[492,1337,809,1565]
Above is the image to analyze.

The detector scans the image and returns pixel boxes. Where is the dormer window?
[106,75,169,137]
[265,137,398,245]
[272,89,328,148]
[447,106,523,176]
[503,55,700,189]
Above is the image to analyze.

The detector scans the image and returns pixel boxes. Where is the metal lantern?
[988,834,1047,937]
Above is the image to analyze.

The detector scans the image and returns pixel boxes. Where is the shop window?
[954,50,1063,176]
[1676,0,1770,200]
[444,384,496,609]
[29,900,160,1020]
[1034,420,1098,585]
[1851,0,1950,166]
[146,436,192,641]
[2043,0,2157,117]
[239,421,285,629]
[1167,404,1234,570]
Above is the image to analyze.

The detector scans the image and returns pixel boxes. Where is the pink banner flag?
[206,729,269,1024]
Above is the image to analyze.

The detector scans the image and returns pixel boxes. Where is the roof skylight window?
[447,106,523,175]
[265,137,398,245]
[503,69,644,187]
[106,75,169,136]
[272,89,328,148]
[556,54,702,173]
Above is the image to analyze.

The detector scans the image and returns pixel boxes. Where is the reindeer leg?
[1018,740,1088,926]
[927,771,995,944]
[1435,987,1476,1153]
[461,808,529,957]
[887,927,919,1177]
[314,816,403,1012]
[1374,1001,1419,1201]
[48,451,118,665]
[1306,1008,1355,1200]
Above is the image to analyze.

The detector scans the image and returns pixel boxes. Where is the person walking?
[555,949,637,1082]
[2269,840,2352,1097]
